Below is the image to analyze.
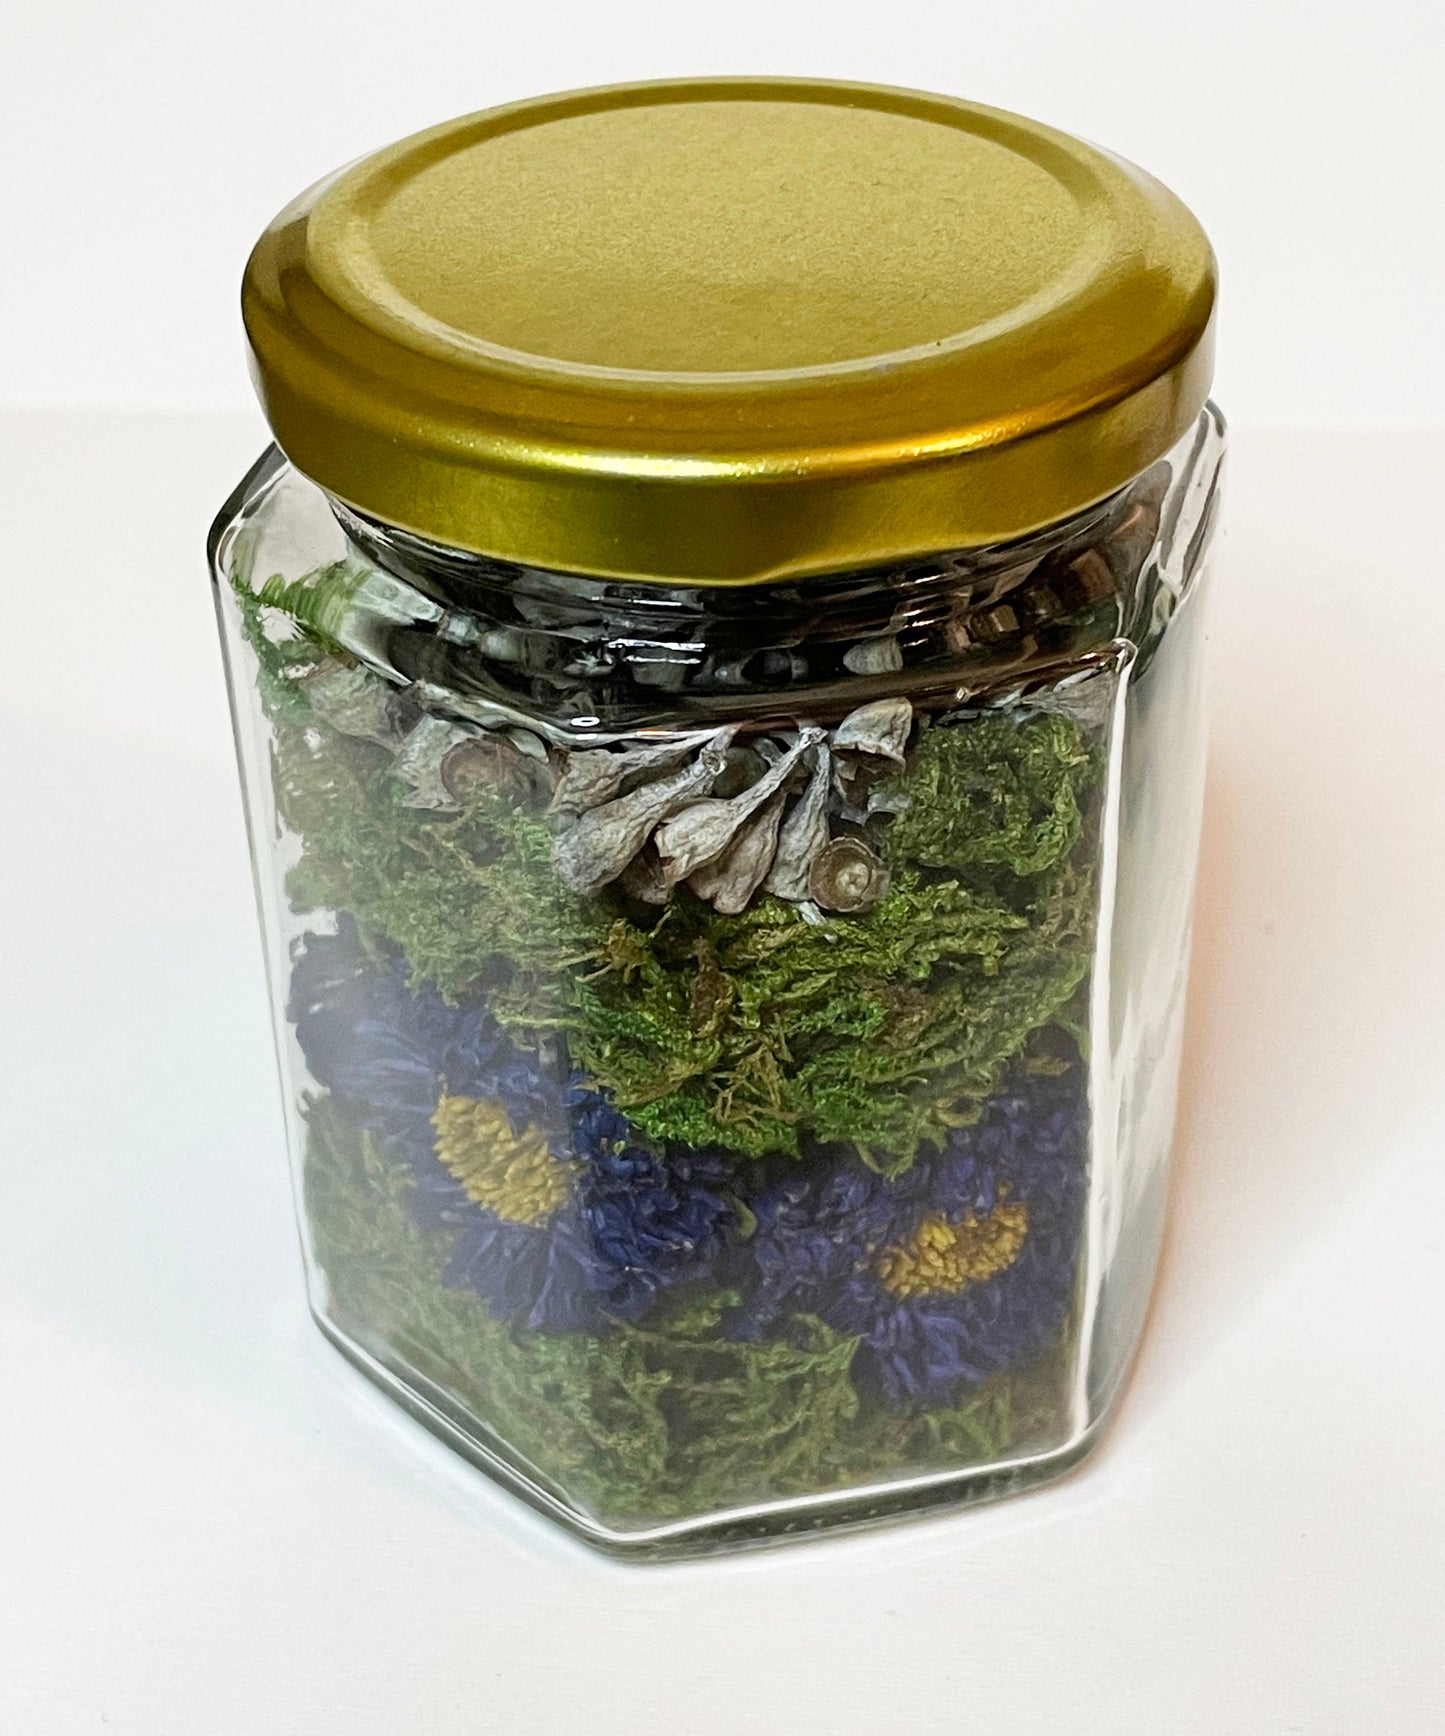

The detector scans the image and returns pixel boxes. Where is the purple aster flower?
[731,1067,1089,1409]
[289,920,737,1331]
[288,916,559,1140]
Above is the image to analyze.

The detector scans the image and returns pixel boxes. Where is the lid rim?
[253,326,1213,586]
[243,77,1217,584]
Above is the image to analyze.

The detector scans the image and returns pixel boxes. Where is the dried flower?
[728,1061,1089,1409]
[551,731,734,897]
[762,744,832,902]
[653,728,822,887]
[289,920,738,1332]
[831,697,913,763]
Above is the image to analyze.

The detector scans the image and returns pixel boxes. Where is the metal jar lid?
[243,78,1216,584]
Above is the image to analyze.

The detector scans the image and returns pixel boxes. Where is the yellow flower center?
[431,1094,571,1226]
[875,1199,1030,1298]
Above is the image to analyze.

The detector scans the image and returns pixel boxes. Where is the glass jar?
[210,80,1224,1557]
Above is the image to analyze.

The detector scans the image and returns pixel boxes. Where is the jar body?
[210,407,1224,1556]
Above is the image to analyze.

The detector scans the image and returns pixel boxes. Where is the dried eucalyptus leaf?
[551,736,733,898]
[832,697,913,763]
[300,661,401,747]
[688,791,787,915]
[549,732,716,814]
[763,745,833,902]
[654,728,822,886]
[392,715,479,810]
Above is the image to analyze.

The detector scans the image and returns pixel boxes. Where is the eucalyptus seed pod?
[549,733,708,814]
[551,733,734,897]
[688,790,787,914]
[439,734,534,803]
[808,837,889,913]
[392,715,479,809]
[654,728,822,887]
[762,745,832,902]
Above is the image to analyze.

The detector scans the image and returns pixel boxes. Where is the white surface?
[3,1,1444,427]
[1,412,1443,1732]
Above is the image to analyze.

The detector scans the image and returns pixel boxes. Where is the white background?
[4,3,1445,1732]
[3,0,1445,425]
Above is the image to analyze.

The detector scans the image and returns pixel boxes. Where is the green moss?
[273,723,606,1026]
[572,862,1094,1167]
[303,1094,1071,1528]
[883,712,1095,876]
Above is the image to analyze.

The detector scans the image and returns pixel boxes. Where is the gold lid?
[243,79,1216,584]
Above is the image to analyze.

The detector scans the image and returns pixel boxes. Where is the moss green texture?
[305,1094,1075,1527]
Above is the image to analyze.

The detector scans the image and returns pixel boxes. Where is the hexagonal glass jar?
[211,80,1223,1556]
[210,406,1222,1554]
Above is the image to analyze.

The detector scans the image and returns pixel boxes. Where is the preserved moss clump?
[275,724,605,1028]
[882,712,1094,875]
[570,861,1093,1164]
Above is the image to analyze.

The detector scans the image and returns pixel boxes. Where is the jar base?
[313,1303,1112,1562]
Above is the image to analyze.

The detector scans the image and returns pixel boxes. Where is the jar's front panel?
[212,425,1219,1550]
